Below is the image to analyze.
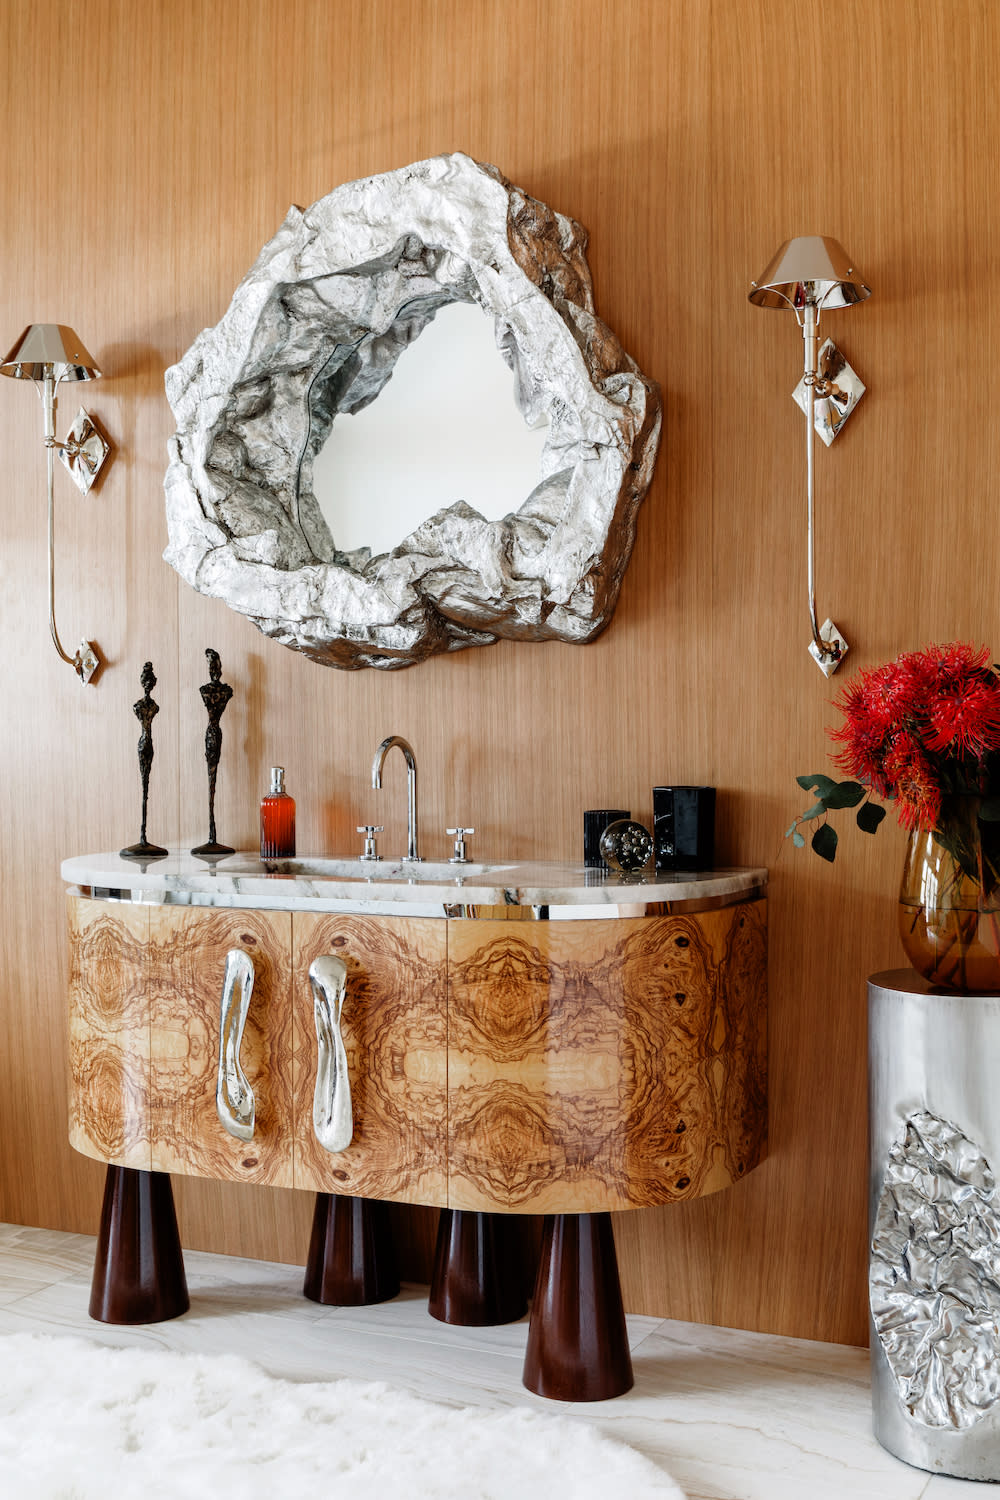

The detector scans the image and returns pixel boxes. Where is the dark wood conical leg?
[522,1212,633,1401]
[428,1208,527,1326]
[89,1166,189,1324]
[304,1193,399,1306]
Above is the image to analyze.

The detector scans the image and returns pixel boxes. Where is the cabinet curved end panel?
[66,896,152,1170]
[446,900,768,1214]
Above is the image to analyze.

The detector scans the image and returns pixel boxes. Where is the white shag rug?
[0,1334,685,1499]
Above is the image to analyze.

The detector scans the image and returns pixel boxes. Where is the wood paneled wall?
[1,0,997,1346]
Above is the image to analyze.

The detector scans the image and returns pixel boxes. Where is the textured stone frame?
[164,152,661,670]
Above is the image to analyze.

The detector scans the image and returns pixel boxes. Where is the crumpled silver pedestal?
[869,970,1000,1480]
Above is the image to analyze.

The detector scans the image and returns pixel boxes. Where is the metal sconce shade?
[0,324,101,382]
[749,236,871,311]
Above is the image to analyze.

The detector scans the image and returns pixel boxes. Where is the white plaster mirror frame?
[163,153,661,670]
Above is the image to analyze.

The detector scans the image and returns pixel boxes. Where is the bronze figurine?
[191,648,234,857]
[121,661,168,860]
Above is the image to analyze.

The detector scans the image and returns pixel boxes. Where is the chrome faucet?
[371,736,422,862]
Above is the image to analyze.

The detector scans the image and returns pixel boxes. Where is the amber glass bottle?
[260,767,296,859]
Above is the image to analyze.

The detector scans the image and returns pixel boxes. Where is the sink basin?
[261,857,517,883]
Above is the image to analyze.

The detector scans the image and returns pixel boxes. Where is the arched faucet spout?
[371,736,422,862]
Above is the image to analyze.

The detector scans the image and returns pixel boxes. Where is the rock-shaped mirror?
[164,153,661,670]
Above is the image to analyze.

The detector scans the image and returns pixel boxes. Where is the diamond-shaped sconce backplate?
[74,640,101,683]
[59,408,111,494]
[807,618,850,677]
[793,338,865,447]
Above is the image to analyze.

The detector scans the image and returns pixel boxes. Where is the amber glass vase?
[898,797,1000,992]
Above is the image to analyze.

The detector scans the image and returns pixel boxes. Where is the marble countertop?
[62,850,767,919]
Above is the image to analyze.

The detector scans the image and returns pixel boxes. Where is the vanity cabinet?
[67,891,766,1211]
[65,853,767,1398]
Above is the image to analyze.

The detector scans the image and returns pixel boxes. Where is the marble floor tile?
[0,1222,956,1500]
[922,1477,993,1496]
[5,1227,96,1274]
[0,1272,57,1306]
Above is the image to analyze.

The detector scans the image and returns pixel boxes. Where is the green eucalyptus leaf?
[796,774,836,796]
[792,831,805,848]
[979,798,1000,822]
[823,781,866,809]
[857,801,887,834]
[811,823,838,862]
[800,801,827,822]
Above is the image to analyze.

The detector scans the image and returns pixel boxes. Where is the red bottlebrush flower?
[919,641,992,687]
[831,718,891,794]
[926,683,1000,757]
[883,735,942,831]
[794,642,1000,860]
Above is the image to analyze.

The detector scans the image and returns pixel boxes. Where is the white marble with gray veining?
[61,849,766,917]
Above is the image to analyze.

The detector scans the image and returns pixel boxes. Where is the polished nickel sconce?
[749,238,871,676]
[1,324,111,683]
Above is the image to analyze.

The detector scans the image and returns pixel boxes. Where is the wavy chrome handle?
[309,954,353,1153]
[216,948,255,1141]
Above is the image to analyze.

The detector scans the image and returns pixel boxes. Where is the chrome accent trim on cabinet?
[216,947,255,1141]
[309,954,353,1153]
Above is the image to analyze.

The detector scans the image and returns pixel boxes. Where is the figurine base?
[120,841,168,859]
[190,841,235,857]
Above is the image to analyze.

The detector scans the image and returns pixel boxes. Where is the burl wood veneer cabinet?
[64,853,767,1401]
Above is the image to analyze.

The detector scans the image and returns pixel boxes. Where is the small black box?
[653,786,716,872]
[584,809,630,868]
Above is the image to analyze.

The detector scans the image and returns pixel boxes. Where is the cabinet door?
[292,913,448,1206]
[447,902,767,1213]
[149,907,294,1187]
[67,896,151,1170]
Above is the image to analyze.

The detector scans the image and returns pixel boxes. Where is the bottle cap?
[269,766,285,794]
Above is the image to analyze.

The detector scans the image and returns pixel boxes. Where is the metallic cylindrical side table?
[869,971,1000,1480]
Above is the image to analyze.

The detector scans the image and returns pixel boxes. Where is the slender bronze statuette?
[121,661,168,860]
[191,647,234,857]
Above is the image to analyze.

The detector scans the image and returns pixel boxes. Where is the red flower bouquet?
[789,642,1000,879]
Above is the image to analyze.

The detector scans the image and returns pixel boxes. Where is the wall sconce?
[1,324,111,684]
[749,237,871,676]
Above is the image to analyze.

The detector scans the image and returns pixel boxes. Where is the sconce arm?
[41,370,100,683]
[801,308,847,674]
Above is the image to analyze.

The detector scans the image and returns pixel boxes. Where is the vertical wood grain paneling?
[3,0,999,1344]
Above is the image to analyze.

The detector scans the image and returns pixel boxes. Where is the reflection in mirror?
[310,302,549,560]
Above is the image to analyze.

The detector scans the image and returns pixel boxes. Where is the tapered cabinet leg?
[428,1208,527,1326]
[304,1193,399,1306]
[89,1166,189,1325]
[522,1212,633,1401]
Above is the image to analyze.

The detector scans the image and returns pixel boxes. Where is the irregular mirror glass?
[310,301,548,559]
